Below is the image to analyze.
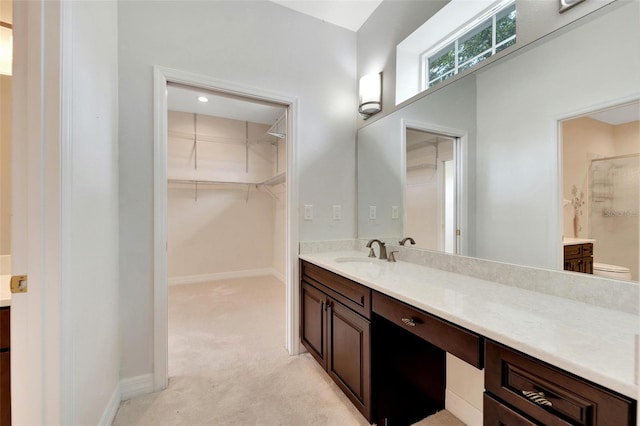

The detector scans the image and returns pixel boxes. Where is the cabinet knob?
[401,317,416,327]
[522,390,553,407]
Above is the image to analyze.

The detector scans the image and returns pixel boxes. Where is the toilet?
[593,263,632,280]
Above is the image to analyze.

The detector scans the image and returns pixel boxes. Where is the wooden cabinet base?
[300,261,372,422]
[485,341,635,425]
[484,393,538,425]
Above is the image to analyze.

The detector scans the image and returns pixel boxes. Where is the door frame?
[400,119,468,255]
[553,92,640,271]
[11,0,69,423]
[153,66,300,391]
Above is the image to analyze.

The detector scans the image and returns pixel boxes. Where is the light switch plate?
[392,206,399,219]
[369,206,377,220]
[332,205,342,220]
[304,204,313,220]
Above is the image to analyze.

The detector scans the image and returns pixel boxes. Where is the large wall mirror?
[357,0,639,282]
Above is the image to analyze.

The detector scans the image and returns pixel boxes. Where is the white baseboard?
[98,383,121,426]
[120,374,154,401]
[169,268,283,286]
[272,269,285,284]
[445,389,483,426]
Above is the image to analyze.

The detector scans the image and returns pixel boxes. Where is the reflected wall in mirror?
[561,101,639,281]
[357,74,476,257]
[405,128,458,253]
[357,0,639,280]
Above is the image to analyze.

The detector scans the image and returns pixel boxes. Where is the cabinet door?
[327,299,372,422]
[0,351,9,426]
[301,281,327,369]
[564,258,586,273]
[584,257,593,274]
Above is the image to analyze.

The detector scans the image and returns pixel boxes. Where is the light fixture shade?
[0,23,12,76]
[359,72,382,118]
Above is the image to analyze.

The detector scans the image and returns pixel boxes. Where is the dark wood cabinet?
[301,281,327,369]
[300,261,372,422]
[484,393,539,425]
[300,258,637,426]
[327,298,371,418]
[485,341,635,426]
[563,243,593,274]
[372,291,483,368]
[0,308,9,426]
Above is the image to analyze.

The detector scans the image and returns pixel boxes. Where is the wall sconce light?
[0,21,12,76]
[358,72,381,119]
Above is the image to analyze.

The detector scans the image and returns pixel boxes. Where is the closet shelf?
[168,130,254,146]
[168,173,286,201]
[169,172,285,187]
[407,163,437,172]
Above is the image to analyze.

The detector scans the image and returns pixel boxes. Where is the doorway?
[153,67,299,391]
[165,83,288,378]
[404,128,459,253]
[560,100,640,281]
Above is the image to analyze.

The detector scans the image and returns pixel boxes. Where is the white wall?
[406,138,454,251]
[474,0,640,269]
[0,0,11,255]
[359,0,616,125]
[0,74,10,255]
[67,1,120,424]
[357,74,477,255]
[562,117,616,239]
[118,1,356,379]
[168,187,275,279]
[167,112,280,280]
[358,0,448,121]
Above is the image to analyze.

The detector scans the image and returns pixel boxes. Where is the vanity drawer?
[301,261,371,319]
[0,309,8,350]
[372,291,483,368]
[485,341,635,425]
[484,393,538,425]
[563,243,592,260]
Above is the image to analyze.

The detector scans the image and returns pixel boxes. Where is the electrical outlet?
[392,206,399,220]
[332,205,342,220]
[304,205,313,220]
[369,205,377,220]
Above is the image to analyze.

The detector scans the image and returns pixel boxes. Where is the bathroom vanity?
[299,252,637,425]
[563,239,595,275]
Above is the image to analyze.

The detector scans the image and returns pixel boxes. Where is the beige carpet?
[412,410,466,426]
[113,276,369,426]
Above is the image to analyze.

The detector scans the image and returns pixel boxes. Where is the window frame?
[420,0,516,90]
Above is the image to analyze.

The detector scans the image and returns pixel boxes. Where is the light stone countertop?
[0,275,11,308]
[563,237,596,246]
[299,250,638,399]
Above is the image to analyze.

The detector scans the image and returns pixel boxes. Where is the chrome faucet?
[399,237,416,246]
[366,239,387,260]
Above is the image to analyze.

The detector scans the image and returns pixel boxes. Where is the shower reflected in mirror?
[561,100,639,281]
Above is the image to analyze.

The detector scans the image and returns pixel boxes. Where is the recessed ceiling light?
[197,96,209,103]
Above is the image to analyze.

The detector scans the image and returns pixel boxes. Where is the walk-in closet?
[166,84,287,284]
[165,84,288,376]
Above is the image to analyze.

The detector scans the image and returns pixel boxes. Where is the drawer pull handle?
[522,390,553,407]
[401,317,416,327]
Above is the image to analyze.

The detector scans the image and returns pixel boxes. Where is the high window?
[422,2,516,89]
